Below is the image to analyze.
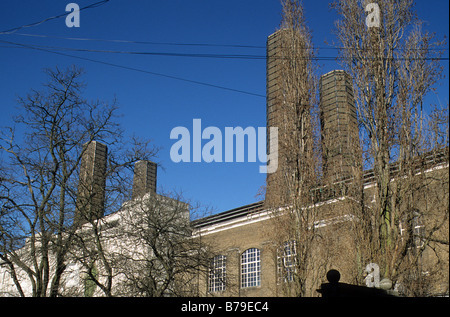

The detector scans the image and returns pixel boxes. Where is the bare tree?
[118,192,213,297]
[332,0,448,294]
[266,0,324,297]
[67,190,213,297]
[0,66,157,297]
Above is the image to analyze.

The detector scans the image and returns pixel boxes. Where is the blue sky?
[1,0,448,215]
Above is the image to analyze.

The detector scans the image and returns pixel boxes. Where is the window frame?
[208,254,227,293]
[241,248,261,288]
[277,240,297,283]
[399,210,425,249]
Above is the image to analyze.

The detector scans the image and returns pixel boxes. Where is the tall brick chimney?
[75,141,108,225]
[266,30,283,207]
[132,160,157,199]
[265,29,312,207]
[319,70,360,183]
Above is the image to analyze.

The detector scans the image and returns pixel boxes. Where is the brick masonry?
[132,160,157,199]
[320,70,360,183]
[75,141,107,224]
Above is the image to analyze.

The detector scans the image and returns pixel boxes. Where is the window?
[209,255,226,292]
[241,248,261,288]
[412,212,425,249]
[400,210,425,249]
[277,240,297,283]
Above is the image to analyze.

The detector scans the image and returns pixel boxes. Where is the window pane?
[209,255,226,292]
[241,248,261,288]
[277,241,297,283]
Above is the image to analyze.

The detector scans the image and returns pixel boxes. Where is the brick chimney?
[319,70,361,183]
[75,141,108,225]
[265,29,312,207]
[132,160,157,199]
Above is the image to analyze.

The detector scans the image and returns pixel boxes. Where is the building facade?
[192,153,448,297]
[191,29,449,297]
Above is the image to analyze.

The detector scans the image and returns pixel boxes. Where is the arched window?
[209,255,226,292]
[241,248,261,288]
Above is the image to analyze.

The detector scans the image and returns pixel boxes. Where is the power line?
[1,39,447,62]
[0,35,447,98]
[4,32,449,53]
[10,32,266,49]
[0,39,266,98]
[0,0,110,35]
[2,42,266,60]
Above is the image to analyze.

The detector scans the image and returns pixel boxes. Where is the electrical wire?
[1,1,447,100]
[1,39,447,62]
[5,32,449,53]
[0,0,110,35]
[9,33,266,49]
[1,42,267,60]
[0,39,266,98]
